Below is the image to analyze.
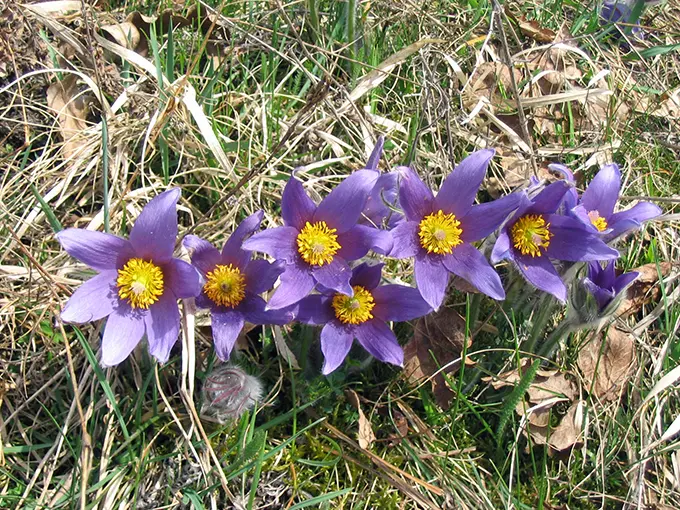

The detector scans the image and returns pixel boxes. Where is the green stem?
[523,295,556,354]
[536,321,574,359]
[347,0,356,77]
[307,0,320,44]
[101,117,110,233]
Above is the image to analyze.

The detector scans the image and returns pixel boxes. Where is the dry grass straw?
[0,0,679,507]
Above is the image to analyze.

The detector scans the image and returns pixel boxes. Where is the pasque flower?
[600,0,659,38]
[491,181,619,302]
[57,189,202,366]
[183,211,294,360]
[242,169,392,310]
[296,263,432,374]
[571,163,661,241]
[388,149,522,309]
[583,260,639,311]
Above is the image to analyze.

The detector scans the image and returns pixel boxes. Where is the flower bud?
[200,365,263,423]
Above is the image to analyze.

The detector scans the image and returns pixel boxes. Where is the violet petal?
[296,295,334,325]
[581,163,621,218]
[443,244,505,300]
[211,309,245,361]
[396,166,434,221]
[61,271,118,323]
[460,192,523,243]
[241,226,299,263]
[101,303,146,367]
[514,254,567,302]
[350,262,384,291]
[221,211,264,267]
[372,285,432,322]
[491,229,512,264]
[312,257,353,296]
[415,252,449,310]
[434,149,495,217]
[545,215,619,261]
[364,136,384,171]
[265,260,316,310]
[165,258,202,299]
[612,271,639,295]
[320,321,354,374]
[530,181,570,214]
[281,176,317,230]
[314,170,380,233]
[183,235,221,275]
[129,188,180,263]
[354,319,404,367]
[336,224,393,260]
[245,259,285,295]
[144,290,180,363]
[241,292,295,325]
[388,221,421,259]
[56,229,132,271]
[608,201,662,238]
[583,278,615,310]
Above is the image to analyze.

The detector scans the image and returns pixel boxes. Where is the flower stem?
[536,321,574,359]
[523,295,556,354]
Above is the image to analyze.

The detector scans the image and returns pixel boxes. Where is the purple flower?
[571,163,662,241]
[491,181,619,302]
[56,189,202,366]
[296,263,432,374]
[358,138,404,228]
[583,260,639,311]
[600,0,649,38]
[183,211,295,360]
[242,170,392,310]
[388,149,522,310]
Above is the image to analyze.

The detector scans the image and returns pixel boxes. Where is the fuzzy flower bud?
[200,365,263,423]
[567,261,638,328]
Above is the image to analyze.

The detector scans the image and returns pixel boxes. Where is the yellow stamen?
[296,221,341,266]
[510,214,552,257]
[204,264,247,308]
[418,210,463,254]
[588,210,608,232]
[332,285,375,325]
[117,258,164,309]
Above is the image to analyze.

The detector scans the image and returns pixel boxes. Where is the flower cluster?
[57,141,661,372]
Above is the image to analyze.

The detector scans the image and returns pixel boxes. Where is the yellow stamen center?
[296,221,341,266]
[203,264,247,308]
[117,258,164,309]
[510,214,553,258]
[418,210,463,254]
[588,210,608,232]
[332,285,375,325]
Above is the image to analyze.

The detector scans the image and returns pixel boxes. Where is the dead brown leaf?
[403,306,470,409]
[515,400,551,427]
[577,327,636,402]
[346,389,375,450]
[489,359,577,403]
[101,5,229,58]
[517,17,556,43]
[617,262,675,317]
[631,88,680,120]
[463,62,522,113]
[527,403,584,453]
[46,75,91,158]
